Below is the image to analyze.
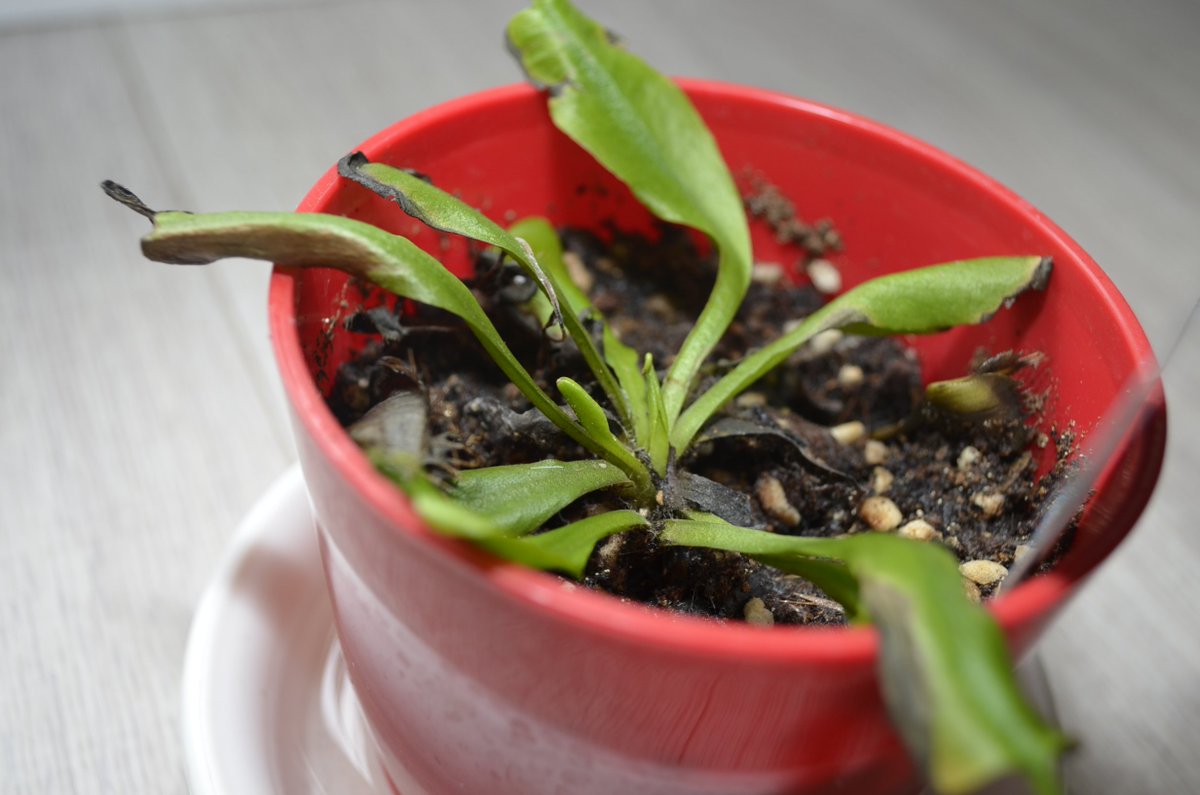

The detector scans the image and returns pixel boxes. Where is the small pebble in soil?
[807,258,842,294]
[743,597,775,627]
[897,519,938,542]
[831,420,866,445]
[863,439,889,466]
[871,466,895,495]
[756,474,801,527]
[735,391,768,408]
[962,578,983,604]
[837,364,865,389]
[642,294,673,319]
[595,533,624,569]
[752,262,785,284]
[807,328,843,354]
[971,490,1006,518]
[562,250,595,293]
[957,445,983,470]
[960,559,1009,586]
[861,496,903,531]
[1014,543,1033,562]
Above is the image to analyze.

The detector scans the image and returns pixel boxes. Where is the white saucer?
[182,465,1062,795]
[182,465,390,795]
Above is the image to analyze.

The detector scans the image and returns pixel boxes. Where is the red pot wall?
[269,82,1165,795]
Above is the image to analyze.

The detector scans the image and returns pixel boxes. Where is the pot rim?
[269,79,1149,665]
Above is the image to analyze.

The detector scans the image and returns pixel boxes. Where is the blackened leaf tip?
[101,180,157,221]
[1032,257,1053,291]
[337,151,370,176]
[336,153,438,230]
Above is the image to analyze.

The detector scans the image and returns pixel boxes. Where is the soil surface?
[328,193,1073,627]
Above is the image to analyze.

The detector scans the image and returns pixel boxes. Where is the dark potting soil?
[328,197,1074,627]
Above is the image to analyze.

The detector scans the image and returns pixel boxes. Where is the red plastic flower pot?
[268,81,1166,795]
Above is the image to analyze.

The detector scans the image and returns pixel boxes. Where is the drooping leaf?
[846,534,1068,795]
[507,0,753,426]
[660,518,1068,795]
[100,183,610,460]
[451,458,629,536]
[673,256,1052,453]
[338,154,629,424]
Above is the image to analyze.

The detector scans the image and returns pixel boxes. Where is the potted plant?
[104,1,1165,793]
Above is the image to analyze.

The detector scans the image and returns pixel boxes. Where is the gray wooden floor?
[4,1,1198,792]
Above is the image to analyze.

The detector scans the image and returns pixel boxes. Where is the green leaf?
[642,354,670,475]
[510,216,658,458]
[673,256,1052,453]
[557,377,651,496]
[507,0,753,426]
[660,517,862,619]
[339,154,629,425]
[111,196,612,459]
[517,510,648,578]
[846,536,1069,795]
[828,255,1052,337]
[603,325,650,444]
[660,518,1068,795]
[451,458,629,536]
[371,451,622,573]
[925,373,1023,418]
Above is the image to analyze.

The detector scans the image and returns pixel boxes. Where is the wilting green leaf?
[660,517,1068,795]
[507,0,752,426]
[673,256,1052,453]
[847,534,1068,795]
[926,373,1023,418]
[100,186,611,460]
[518,510,648,578]
[451,458,629,536]
[339,154,629,424]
